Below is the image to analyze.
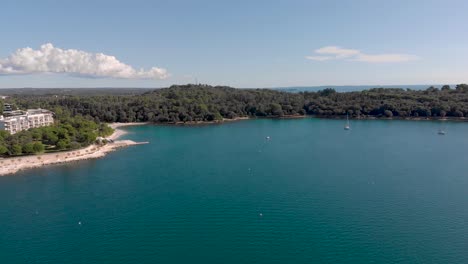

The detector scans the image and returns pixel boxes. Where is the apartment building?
[0,109,54,134]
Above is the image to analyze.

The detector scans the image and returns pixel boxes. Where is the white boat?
[438,129,446,135]
[344,114,351,130]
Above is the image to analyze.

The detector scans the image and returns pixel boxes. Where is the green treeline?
[6,84,468,124]
[305,84,468,118]
[0,111,113,157]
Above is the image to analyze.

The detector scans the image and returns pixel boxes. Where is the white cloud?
[0,43,169,79]
[305,56,332,61]
[315,46,360,58]
[306,46,419,63]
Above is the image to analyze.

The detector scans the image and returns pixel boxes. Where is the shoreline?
[0,123,149,176]
[161,115,307,126]
[166,116,251,126]
[108,122,151,139]
[154,114,465,126]
[174,114,467,123]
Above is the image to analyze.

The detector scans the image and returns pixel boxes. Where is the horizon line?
[0,83,462,90]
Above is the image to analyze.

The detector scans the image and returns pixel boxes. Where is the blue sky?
[1,0,467,88]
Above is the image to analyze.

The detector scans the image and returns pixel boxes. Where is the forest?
[2,84,468,125]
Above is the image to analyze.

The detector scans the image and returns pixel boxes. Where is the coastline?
[0,123,149,176]
[108,122,151,139]
[163,115,307,126]
[165,116,250,126]
[160,114,466,125]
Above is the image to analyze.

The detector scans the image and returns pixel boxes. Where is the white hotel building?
[0,109,54,134]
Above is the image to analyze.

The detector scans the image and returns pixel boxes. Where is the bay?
[1,118,468,263]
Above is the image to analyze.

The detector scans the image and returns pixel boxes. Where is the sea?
[1,118,468,263]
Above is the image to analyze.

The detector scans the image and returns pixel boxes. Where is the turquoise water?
[1,118,468,263]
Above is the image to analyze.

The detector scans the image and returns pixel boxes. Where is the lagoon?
[1,118,468,263]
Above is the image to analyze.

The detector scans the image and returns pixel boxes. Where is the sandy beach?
[0,123,149,176]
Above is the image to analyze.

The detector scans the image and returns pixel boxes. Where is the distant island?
[1,83,468,162]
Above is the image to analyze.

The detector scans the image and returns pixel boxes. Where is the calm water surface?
[1,119,468,263]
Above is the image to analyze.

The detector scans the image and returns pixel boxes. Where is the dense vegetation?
[304,84,468,118]
[2,83,468,156]
[0,108,113,157]
[4,84,468,124]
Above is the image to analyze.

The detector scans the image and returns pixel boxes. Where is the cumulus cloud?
[306,46,419,63]
[0,43,169,79]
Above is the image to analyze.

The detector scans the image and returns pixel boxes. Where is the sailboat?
[344,114,351,130]
[438,122,446,135]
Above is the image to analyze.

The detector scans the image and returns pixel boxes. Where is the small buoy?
[259,213,263,217]
[78,221,82,225]
[266,136,271,140]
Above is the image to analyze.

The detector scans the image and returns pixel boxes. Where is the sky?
[1,0,467,88]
